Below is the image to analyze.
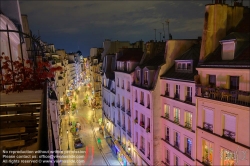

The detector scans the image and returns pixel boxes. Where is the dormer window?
[117,62,120,70]
[121,62,124,71]
[144,71,148,85]
[176,61,192,72]
[136,70,140,83]
[220,40,236,60]
[127,62,130,72]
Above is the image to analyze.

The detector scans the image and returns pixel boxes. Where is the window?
[230,76,239,90]
[209,75,216,87]
[204,109,214,132]
[221,41,235,60]
[220,148,235,166]
[186,87,192,102]
[182,63,186,69]
[147,94,150,108]
[165,127,170,142]
[121,62,124,71]
[122,80,124,89]
[174,108,180,124]
[177,63,181,69]
[127,99,130,111]
[135,90,137,102]
[175,85,180,99]
[202,139,213,165]
[174,132,180,149]
[127,62,130,71]
[140,114,145,128]
[127,81,130,91]
[185,138,192,156]
[117,78,119,87]
[140,136,145,153]
[175,155,179,166]
[187,63,191,70]
[223,114,236,141]
[144,71,148,85]
[165,149,170,164]
[165,83,169,96]
[128,118,131,132]
[164,104,170,119]
[135,132,138,146]
[136,70,140,82]
[146,118,150,132]
[122,96,125,108]
[185,112,192,129]
[140,91,144,105]
[147,142,150,159]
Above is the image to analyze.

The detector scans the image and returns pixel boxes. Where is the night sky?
[19,0,250,56]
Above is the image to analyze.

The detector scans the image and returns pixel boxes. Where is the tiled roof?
[142,51,165,67]
[161,43,201,81]
[117,48,143,62]
[198,32,250,68]
[235,8,250,33]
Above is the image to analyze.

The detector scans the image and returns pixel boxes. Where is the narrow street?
[60,84,121,166]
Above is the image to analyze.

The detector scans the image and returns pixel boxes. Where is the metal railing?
[203,122,213,132]
[174,93,179,99]
[185,148,191,157]
[185,96,192,103]
[165,91,169,97]
[185,122,192,129]
[174,141,179,149]
[140,147,145,154]
[223,129,235,141]
[174,117,179,124]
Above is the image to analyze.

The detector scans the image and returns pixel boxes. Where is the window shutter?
[224,114,236,132]
[225,75,230,89]
[205,109,214,125]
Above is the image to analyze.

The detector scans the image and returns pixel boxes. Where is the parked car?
[74,138,84,149]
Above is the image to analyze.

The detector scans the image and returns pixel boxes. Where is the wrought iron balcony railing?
[174,117,179,124]
[117,121,121,126]
[126,110,131,116]
[185,122,192,129]
[140,147,145,154]
[127,131,131,137]
[202,156,212,166]
[165,91,169,97]
[122,125,126,131]
[203,122,213,132]
[121,106,125,112]
[185,96,192,103]
[165,113,169,119]
[165,135,169,142]
[185,148,191,157]
[140,101,144,106]
[117,103,120,108]
[223,129,235,141]
[165,158,170,164]
[174,93,179,100]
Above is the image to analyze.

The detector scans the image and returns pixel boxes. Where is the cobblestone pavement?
[60,85,120,166]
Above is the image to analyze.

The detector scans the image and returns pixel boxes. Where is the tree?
[71,102,76,111]
[0,53,62,94]
[66,97,70,104]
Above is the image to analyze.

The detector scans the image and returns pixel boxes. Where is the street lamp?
[67,130,70,150]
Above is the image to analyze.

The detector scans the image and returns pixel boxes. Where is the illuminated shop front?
[114,141,133,166]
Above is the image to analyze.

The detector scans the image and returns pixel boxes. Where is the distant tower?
[159,32,162,41]
[162,22,166,40]
[166,19,171,40]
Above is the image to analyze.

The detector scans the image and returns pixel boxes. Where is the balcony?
[185,96,192,103]
[122,125,126,131]
[174,141,179,149]
[140,147,145,154]
[126,110,131,116]
[165,91,169,97]
[185,122,192,130]
[140,121,145,128]
[117,103,120,108]
[202,157,212,166]
[147,154,150,160]
[174,117,179,124]
[196,86,250,107]
[117,121,121,126]
[174,93,180,100]
[203,122,213,132]
[223,129,235,141]
[121,106,125,112]
[185,148,191,157]
[127,130,131,137]
[165,135,169,142]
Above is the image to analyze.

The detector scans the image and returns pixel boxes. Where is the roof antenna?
[154,29,157,42]
[166,19,170,40]
[159,32,162,41]
[162,22,165,40]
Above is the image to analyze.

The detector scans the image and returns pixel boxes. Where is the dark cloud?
[19,0,249,56]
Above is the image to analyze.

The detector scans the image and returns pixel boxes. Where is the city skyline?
[19,0,250,56]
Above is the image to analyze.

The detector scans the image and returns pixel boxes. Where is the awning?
[114,140,133,163]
